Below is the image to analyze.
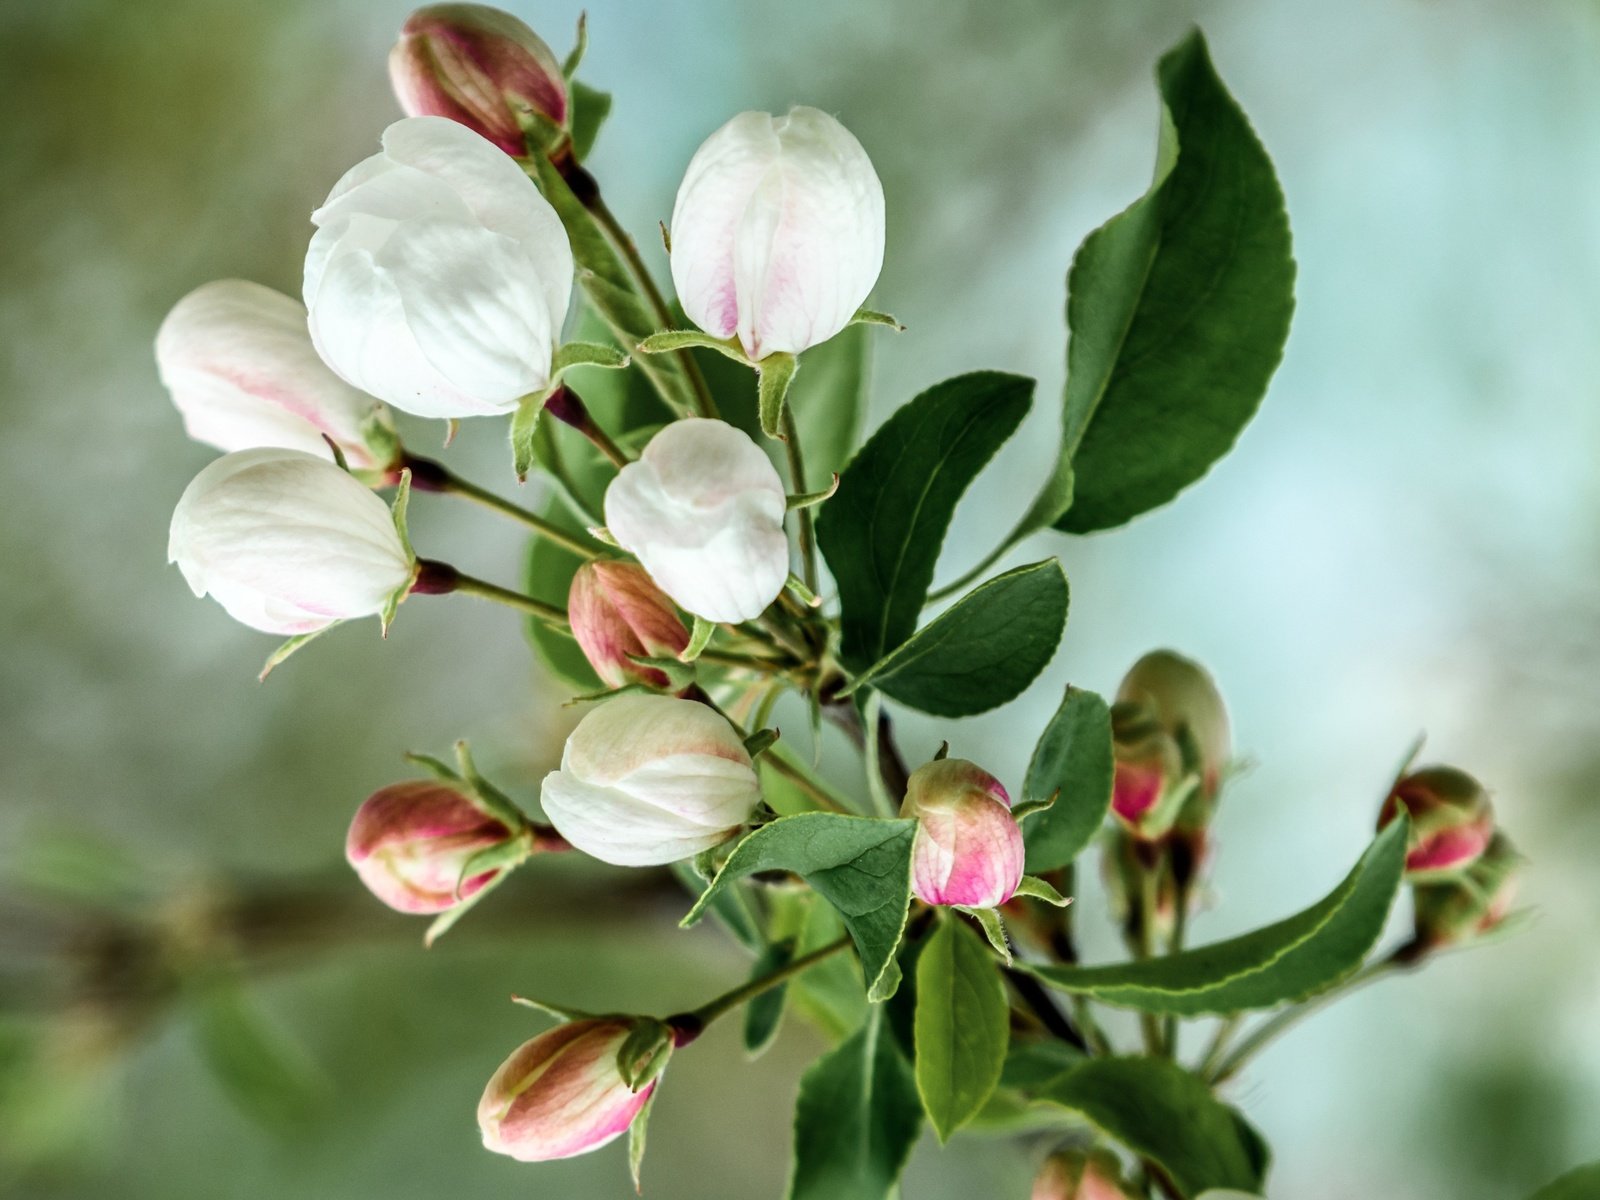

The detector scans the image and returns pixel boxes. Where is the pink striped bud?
[1378,765,1494,879]
[901,758,1024,909]
[346,780,517,914]
[568,561,690,689]
[389,5,568,156]
[1412,832,1522,948]
[1033,1150,1135,1200]
[478,1018,658,1162]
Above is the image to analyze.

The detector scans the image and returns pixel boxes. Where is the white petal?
[539,770,739,867]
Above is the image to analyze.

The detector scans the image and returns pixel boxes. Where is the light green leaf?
[569,80,610,161]
[1037,1057,1269,1197]
[682,814,916,1003]
[1022,686,1115,872]
[913,917,1009,1141]
[669,861,763,953]
[1015,875,1071,907]
[843,560,1067,717]
[817,371,1034,671]
[191,980,325,1132]
[1029,819,1409,1015]
[637,328,748,361]
[1053,30,1295,533]
[1528,1163,1600,1200]
[788,1007,923,1200]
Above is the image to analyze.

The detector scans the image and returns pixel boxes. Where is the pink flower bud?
[1378,765,1494,878]
[478,1018,656,1162]
[346,780,517,914]
[1412,832,1522,949]
[389,4,568,156]
[568,561,690,689]
[1109,650,1230,841]
[900,759,1024,909]
[1033,1150,1135,1200]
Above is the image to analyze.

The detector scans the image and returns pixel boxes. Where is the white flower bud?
[167,448,415,635]
[603,418,788,623]
[303,116,573,420]
[156,279,394,469]
[670,106,885,361]
[540,694,762,866]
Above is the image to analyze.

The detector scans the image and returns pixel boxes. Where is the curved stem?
[1196,1013,1242,1079]
[1135,867,1166,1056]
[413,561,567,627]
[674,935,851,1033]
[760,748,853,815]
[780,405,820,594]
[405,456,598,559]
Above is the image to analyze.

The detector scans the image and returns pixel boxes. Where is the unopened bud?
[478,1017,658,1161]
[901,758,1024,909]
[1100,826,1178,944]
[346,780,519,913]
[1412,832,1522,949]
[568,561,690,688]
[1110,650,1230,841]
[389,4,568,156]
[1033,1149,1135,1200]
[1379,765,1494,878]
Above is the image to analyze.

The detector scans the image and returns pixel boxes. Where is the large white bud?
[539,694,762,866]
[156,279,394,469]
[167,448,415,635]
[669,106,885,361]
[304,116,573,419]
[603,418,789,623]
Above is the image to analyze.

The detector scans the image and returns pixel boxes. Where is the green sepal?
[259,628,332,681]
[452,837,530,900]
[568,81,611,163]
[758,352,798,440]
[452,741,531,830]
[423,873,505,947]
[616,1019,674,1092]
[379,469,418,635]
[690,845,720,883]
[618,656,695,691]
[850,308,904,331]
[785,573,822,609]
[679,615,716,662]
[637,329,749,363]
[1014,875,1072,907]
[628,1089,656,1194]
[510,344,631,481]
[561,12,587,78]
[516,110,565,158]
[402,751,459,783]
[552,340,631,375]
[957,905,1014,965]
[743,728,780,760]
[787,474,840,511]
[358,406,402,471]
[508,994,597,1022]
[1010,793,1057,823]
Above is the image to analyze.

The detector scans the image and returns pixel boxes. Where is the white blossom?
[304,116,573,419]
[604,418,788,623]
[167,448,414,635]
[670,106,884,360]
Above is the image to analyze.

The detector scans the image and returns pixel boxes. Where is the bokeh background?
[3,0,1599,1196]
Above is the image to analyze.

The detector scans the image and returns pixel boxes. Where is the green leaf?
[191,981,324,1132]
[743,937,798,1058]
[844,560,1067,717]
[1029,819,1409,1015]
[569,80,611,162]
[818,371,1033,670]
[1022,686,1115,872]
[669,861,763,953]
[790,896,870,1041]
[1528,1163,1600,1200]
[913,917,1009,1141]
[997,1037,1085,1093]
[1051,30,1294,534]
[788,1008,923,1200]
[1038,1057,1268,1196]
[1014,875,1071,906]
[759,352,798,440]
[682,814,916,1003]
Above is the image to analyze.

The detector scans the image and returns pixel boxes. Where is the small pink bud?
[1109,650,1230,841]
[568,561,691,689]
[1116,650,1231,798]
[1412,832,1522,948]
[1378,765,1494,878]
[478,1018,657,1162]
[345,780,517,914]
[1033,1150,1135,1200]
[901,758,1024,909]
[389,4,568,156]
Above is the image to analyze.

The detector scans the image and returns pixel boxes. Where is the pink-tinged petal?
[902,759,1024,909]
[569,561,690,688]
[1405,816,1493,874]
[1111,760,1164,825]
[346,780,513,914]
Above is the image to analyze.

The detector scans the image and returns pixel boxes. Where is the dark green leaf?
[669,861,762,953]
[569,80,611,162]
[913,917,1009,1140]
[996,1037,1085,1093]
[1029,819,1409,1015]
[1529,1164,1600,1200]
[1038,1057,1268,1196]
[681,814,916,1002]
[818,372,1033,670]
[1022,686,1115,872]
[846,560,1067,717]
[743,937,798,1058]
[788,1008,923,1200]
[1055,30,1295,533]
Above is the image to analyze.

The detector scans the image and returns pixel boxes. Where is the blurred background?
[3,0,1599,1196]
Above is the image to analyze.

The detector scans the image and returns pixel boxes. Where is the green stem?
[780,405,820,594]
[1196,1014,1242,1079]
[582,190,718,419]
[1209,955,1405,1084]
[1160,882,1190,1056]
[760,747,853,814]
[416,563,567,627]
[695,649,803,680]
[1135,867,1165,1057]
[681,935,851,1029]
[408,457,598,558]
